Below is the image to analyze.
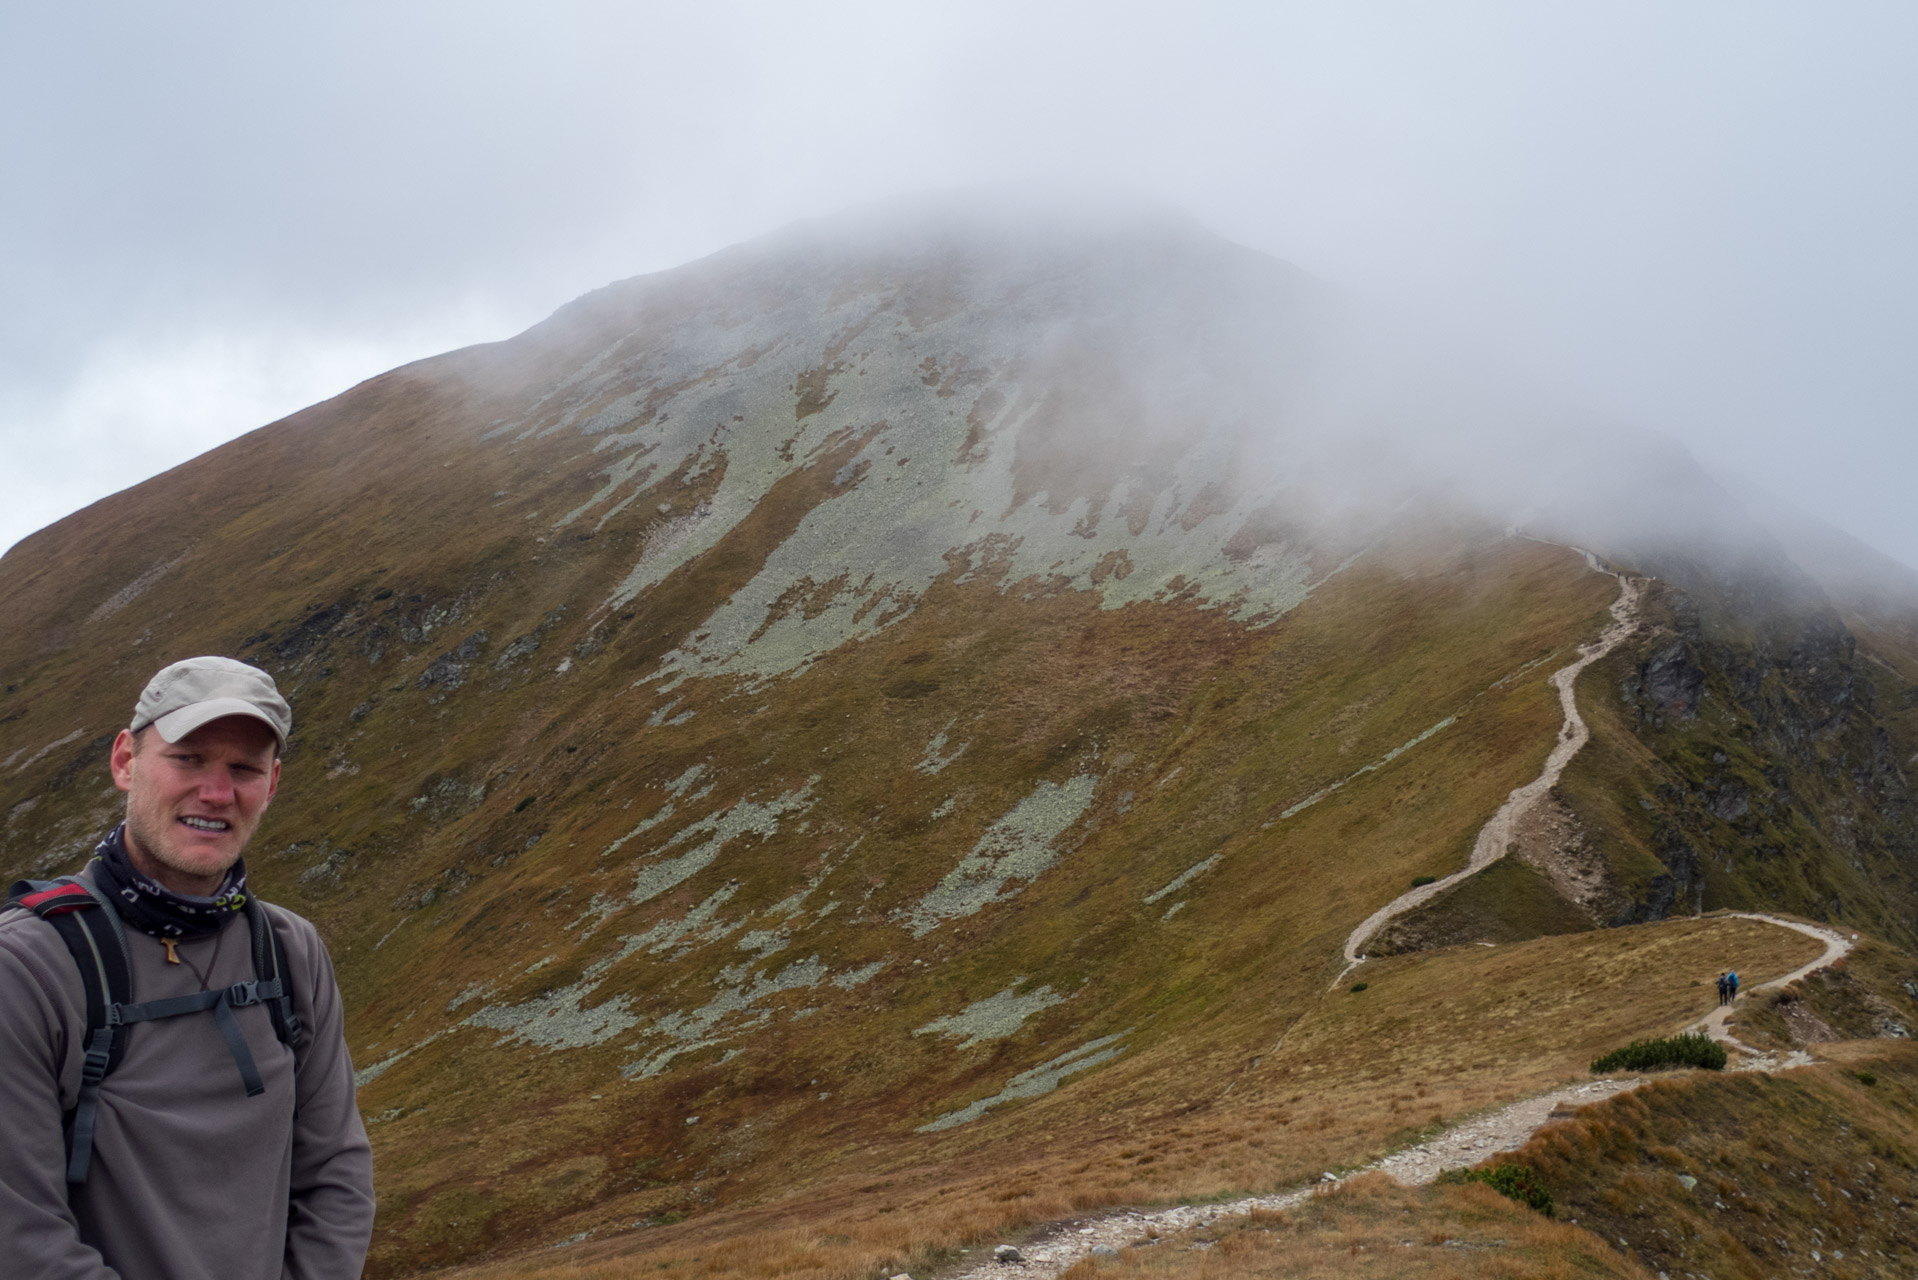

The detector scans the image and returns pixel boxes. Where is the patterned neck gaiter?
[91,823,249,939]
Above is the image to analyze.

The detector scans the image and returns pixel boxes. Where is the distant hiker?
[1716,972,1729,1006]
[1728,970,1740,1001]
[0,657,374,1280]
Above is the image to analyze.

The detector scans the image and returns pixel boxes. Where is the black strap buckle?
[79,1031,114,1086]
[225,980,261,1007]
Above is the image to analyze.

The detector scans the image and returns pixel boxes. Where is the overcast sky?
[4,2,1915,567]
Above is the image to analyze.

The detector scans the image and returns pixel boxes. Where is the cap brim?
[150,699,287,748]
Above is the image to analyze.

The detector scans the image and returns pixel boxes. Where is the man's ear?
[109,729,139,794]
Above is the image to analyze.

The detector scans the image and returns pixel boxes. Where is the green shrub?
[1410,875,1437,887]
[1856,1071,1879,1086]
[1437,1163,1554,1216]
[1590,1033,1727,1074]
[1349,982,1368,993]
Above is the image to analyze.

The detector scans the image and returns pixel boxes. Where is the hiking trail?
[941,913,1855,1280]
[1335,562,1642,984]
[935,559,1848,1280]
[1687,912,1855,1066]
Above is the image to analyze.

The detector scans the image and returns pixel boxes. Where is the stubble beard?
[124,806,247,888]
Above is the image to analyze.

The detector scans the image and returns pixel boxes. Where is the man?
[0,656,375,1279]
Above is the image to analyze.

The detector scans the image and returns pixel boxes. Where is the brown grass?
[1729,936,1918,1052]
[323,533,1629,1274]
[1028,1174,1652,1280]
[1503,1041,1918,1278]
[425,913,1820,1280]
[7,225,1917,1280]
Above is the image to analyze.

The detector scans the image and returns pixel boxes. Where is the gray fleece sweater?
[0,866,374,1280]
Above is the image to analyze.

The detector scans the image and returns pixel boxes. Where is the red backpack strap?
[10,881,100,917]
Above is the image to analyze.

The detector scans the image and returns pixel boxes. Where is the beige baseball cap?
[130,656,292,749]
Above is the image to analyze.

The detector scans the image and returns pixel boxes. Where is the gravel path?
[942,921,1850,1274]
[937,558,1851,1280]
[1687,912,1854,1063]
[1336,568,1643,981]
[942,1078,1646,1280]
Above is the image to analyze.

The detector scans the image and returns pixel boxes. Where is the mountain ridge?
[3,205,1916,1276]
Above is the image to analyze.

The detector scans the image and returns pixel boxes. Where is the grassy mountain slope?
[449,913,1825,1280]
[3,210,1916,1276]
[1039,1036,1918,1280]
[1372,564,1918,955]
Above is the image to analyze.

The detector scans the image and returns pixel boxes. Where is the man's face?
[110,716,281,894]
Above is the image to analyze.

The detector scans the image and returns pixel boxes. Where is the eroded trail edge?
[947,911,1853,1280]
[1336,566,1643,982]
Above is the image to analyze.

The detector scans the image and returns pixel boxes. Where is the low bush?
[1590,1033,1726,1074]
[1410,875,1437,887]
[1349,982,1368,993]
[1437,1163,1554,1216]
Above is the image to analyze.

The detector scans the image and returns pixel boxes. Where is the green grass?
[1437,1163,1554,1216]
[1589,1032,1725,1074]
[1372,854,1595,955]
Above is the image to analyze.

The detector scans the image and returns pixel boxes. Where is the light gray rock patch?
[600,767,709,860]
[554,448,657,529]
[621,883,741,956]
[601,803,676,858]
[463,975,642,1051]
[915,721,968,775]
[87,548,193,623]
[626,780,817,907]
[735,926,789,957]
[581,308,1319,691]
[917,1031,1131,1132]
[904,774,1098,936]
[607,502,716,606]
[623,956,834,1078]
[830,960,887,989]
[446,982,494,1011]
[915,980,1067,1048]
[1267,715,1457,826]
[9,728,87,774]
[664,764,708,796]
[762,845,849,918]
[353,1031,445,1087]
[580,779,818,934]
[1144,854,1219,904]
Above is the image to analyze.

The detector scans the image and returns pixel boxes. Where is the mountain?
[3,203,1916,1276]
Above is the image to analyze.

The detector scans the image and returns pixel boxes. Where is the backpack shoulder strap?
[6,877,132,1184]
[243,898,303,1051]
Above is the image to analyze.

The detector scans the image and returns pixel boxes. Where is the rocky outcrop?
[1603,574,1918,941]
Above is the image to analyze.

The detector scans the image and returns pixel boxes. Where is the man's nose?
[196,770,240,803]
